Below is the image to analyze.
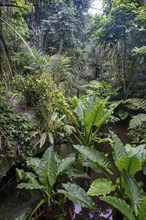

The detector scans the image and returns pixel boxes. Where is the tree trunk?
[58,39,63,55]
[122,34,126,93]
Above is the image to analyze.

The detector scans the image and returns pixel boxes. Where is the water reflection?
[66,202,113,220]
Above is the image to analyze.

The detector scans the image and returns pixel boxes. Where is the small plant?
[12,73,68,147]
[17,147,95,219]
[66,96,111,148]
[0,94,35,161]
[73,131,146,219]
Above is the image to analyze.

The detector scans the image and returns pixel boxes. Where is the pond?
[0,171,113,220]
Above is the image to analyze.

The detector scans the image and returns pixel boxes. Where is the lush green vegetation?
[0,0,146,219]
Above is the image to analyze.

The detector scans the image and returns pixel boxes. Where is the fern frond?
[129,114,146,129]
[125,98,146,111]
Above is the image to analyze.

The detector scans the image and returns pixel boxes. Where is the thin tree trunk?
[58,39,63,55]
[123,33,126,93]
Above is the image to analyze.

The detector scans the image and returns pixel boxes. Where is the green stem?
[74,127,86,146]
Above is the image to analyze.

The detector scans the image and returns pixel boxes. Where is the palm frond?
[0,18,36,61]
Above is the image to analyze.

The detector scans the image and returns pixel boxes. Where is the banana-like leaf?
[36,147,58,188]
[58,183,96,211]
[138,196,146,220]
[58,153,75,175]
[39,132,47,148]
[88,179,115,196]
[84,102,109,136]
[122,170,144,216]
[110,131,126,161]
[74,101,85,126]
[116,156,142,176]
[100,196,136,220]
[73,145,111,170]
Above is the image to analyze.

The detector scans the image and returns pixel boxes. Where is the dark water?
[64,195,113,220]
[68,203,113,220]
[0,179,113,220]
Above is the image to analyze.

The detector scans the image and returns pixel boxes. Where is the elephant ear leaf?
[73,145,111,171]
[100,196,136,220]
[36,147,58,188]
[109,131,126,161]
[138,196,146,220]
[58,183,96,211]
[17,178,43,190]
[116,156,142,176]
[123,170,144,216]
[26,157,41,172]
[58,153,75,175]
[87,179,115,196]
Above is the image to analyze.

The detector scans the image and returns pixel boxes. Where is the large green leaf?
[100,196,136,220]
[36,147,58,188]
[66,169,90,179]
[17,178,43,190]
[58,183,96,211]
[73,145,111,170]
[110,131,126,161]
[74,101,85,126]
[16,168,27,180]
[116,156,142,176]
[87,179,115,196]
[16,169,37,181]
[122,170,144,216]
[125,144,146,164]
[26,157,41,172]
[138,196,146,220]
[58,153,75,175]
[39,132,47,148]
[82,159,101,173]
[84,102,109,136]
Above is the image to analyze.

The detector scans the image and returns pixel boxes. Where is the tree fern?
[129,113,146,129]
[125,98,146,111]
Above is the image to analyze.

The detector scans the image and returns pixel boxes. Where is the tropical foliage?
[17,147,95,219]
[0,0,146,219]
